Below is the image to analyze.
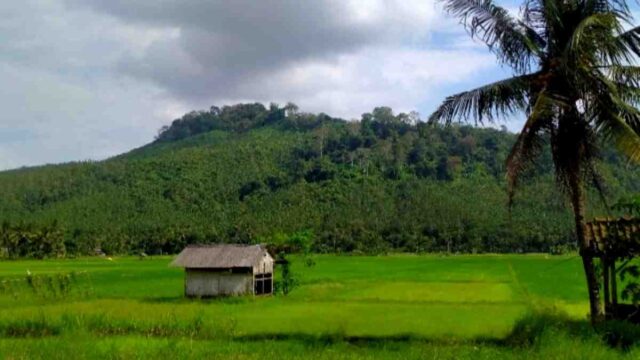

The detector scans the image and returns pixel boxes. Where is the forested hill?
[1,103,639,258]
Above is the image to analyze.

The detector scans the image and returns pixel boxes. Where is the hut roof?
[586,217,640,257]
[171,244,271,269]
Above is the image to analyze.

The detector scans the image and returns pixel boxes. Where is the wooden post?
[611,260,618,307]
[602,257,610,317]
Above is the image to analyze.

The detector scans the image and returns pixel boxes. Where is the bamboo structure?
[585,217,640,319]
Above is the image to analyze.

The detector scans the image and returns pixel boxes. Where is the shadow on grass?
[234,309,640,352]
[2,306,640,353]
[141,295,255,304]
[141,296,188,304]
[236,333,452,346]
[500,309,640,351]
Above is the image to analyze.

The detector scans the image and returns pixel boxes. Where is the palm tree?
[429,0,640,322]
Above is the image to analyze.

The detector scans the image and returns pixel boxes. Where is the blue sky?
[0,0,577,170]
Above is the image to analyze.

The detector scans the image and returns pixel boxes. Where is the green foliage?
[508,307,640,352]
[267,230,316,295]
[0,221,65,259]
[275,259,297,296]
[618,262,640,305]
[0,271,90,302]
[613,195,640,216]
[0,103,638,257]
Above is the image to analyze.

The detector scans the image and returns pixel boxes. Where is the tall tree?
[429,0,640,322]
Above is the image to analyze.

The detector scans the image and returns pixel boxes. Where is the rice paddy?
[0,254,638,359]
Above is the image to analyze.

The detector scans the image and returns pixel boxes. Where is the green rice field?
[0,254,639,359]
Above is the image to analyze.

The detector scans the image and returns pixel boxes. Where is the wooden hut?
[585,217,640,320]
[171,244,274,297]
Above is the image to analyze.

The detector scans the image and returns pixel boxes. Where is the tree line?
[0,103,637,258]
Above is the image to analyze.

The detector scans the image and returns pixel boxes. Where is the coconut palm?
[429,0,640,322]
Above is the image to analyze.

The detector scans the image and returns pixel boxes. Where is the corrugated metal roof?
[170,244,271,268]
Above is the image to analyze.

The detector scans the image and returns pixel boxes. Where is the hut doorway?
[254,273,273,295]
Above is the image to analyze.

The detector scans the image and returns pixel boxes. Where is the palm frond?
[608,66,640,103]
[521,0,547,38]
[583,0,631,18]
[435,0,640,221]
[428,73,536,124]
[608,65,640,87]
[587,75,640,161]
[613,82,640,104]
[599,111,640,161]
[506,89,555,204]
[617,25,640,57]
[441,0,543,73]
[566,12,631,67]
[607,66,640,106]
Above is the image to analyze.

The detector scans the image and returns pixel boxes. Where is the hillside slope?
[0,103,638,257]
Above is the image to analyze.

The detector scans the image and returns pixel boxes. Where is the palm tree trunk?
[570,175,603,323]
[581,251,602,323]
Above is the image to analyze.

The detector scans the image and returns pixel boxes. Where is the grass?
[0,254,638,359]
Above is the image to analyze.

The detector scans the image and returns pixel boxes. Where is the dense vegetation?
[0,103,638,257]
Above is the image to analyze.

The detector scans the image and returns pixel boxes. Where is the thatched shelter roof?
[171,244,271,269]
[586,217,640,257]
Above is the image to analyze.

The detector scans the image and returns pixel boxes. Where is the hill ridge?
[0,103,638,258]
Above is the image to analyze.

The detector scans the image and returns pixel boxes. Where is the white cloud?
[238,46,495,119]
[0,0,505,170]
[0,61,178,169]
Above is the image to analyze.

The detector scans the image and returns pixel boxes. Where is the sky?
[0,0,523,170]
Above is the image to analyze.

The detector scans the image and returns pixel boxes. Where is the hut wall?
[185,269,253,297]
[253,255,274,275]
